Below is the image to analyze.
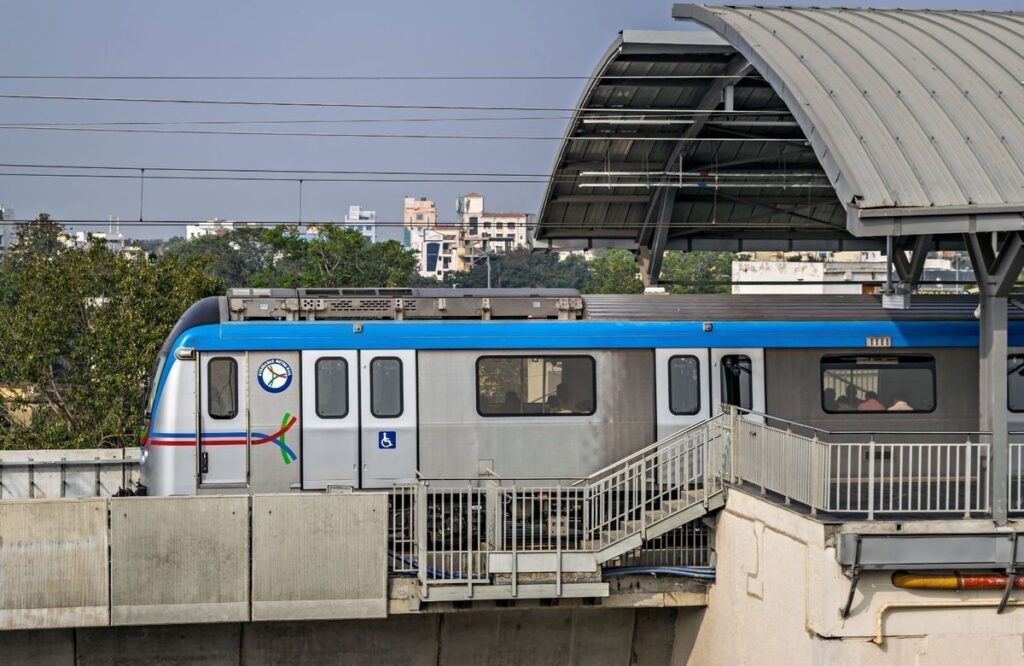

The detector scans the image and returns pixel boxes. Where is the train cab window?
[477,356,595,416]
[1008,355,1024,412]
[370,358,403,418]
[720,355,753,410]
[821,355,935,413]
[669,356,701,415]
[207,358,238,419]
[315,358,349,418]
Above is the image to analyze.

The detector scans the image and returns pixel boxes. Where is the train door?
[199,351,248,487]
[360,350,417,488]
[246,351,302,492]
[711,348,765,421]
[655,348,711,440]
[301,350,360,489]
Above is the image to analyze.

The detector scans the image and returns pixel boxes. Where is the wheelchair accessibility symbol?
[378,431,397,450]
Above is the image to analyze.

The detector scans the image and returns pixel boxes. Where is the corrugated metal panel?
[251,493,388,621]
[675,5,1024,214]
[0,498,108,629]
[110,496,250,626]
[582,294,1024,321]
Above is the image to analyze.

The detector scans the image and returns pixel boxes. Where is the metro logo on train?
[257,358,292,393]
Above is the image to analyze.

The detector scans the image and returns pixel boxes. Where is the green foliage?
[0,217,223,449]
[584,250,643,294]
[440,249,592,290]
[660,252,733,294]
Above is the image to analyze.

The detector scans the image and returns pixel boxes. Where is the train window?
[370,357,403,418]
[315,357,349,418]
[669,355,701,415]
[477,356,595,416]
[720,355,753,410]
[1008,355,1024,412]
[821,355,935,413]
[207,358,237,419]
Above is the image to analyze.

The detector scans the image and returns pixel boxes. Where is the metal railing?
[0,452,140,499]
[728,407,992,519]
[388,417,728,593]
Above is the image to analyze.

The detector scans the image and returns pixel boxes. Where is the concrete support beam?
[641,189,676,286]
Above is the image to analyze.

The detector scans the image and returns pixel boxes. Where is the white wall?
[686,489,1024,664]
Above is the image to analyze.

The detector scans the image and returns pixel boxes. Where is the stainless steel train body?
[139,289,1024,496]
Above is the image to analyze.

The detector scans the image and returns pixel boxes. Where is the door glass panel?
[208,357,238,419]
[316,357,349,418]
[720,355,752,410]
[370,357,403,418]
[669,355,701,415]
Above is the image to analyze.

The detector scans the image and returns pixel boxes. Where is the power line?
[0,74,758,81]
[0,125,805,142]
[0,162,557,177]
[0,93,793,115]
[0,116,572,127]
[0,219,842,230]
[0,170,557,182]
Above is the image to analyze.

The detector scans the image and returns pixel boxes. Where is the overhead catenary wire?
[0,125,806,142]
[0,74,762,81]
[0,93,794,115]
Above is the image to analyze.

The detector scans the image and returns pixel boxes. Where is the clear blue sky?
[1,0,1016,240]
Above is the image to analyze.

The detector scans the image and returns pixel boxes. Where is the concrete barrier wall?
[0,498,108,630]
[0,608,697,666]
[0,449,138,499]
[688,488,1024,664]
[110,495,250,626]
[251,493,388,621]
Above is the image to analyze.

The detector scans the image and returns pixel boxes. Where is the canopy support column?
[965,232,1024,524]
[640,189,676,286]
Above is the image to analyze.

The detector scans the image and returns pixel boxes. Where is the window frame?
[1007,354,1024,413]
[206,357,238,420]
[719,354,754,411]
[369,356,404,419]
[819,353,936,415]
[668,354,702,416]
[315,357,349,419]
[475,354,597,418]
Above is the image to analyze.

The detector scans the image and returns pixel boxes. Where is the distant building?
[186,219,238,241]
[732,252,973,295]
[343,205,377,243]
[0,204,11,255]
[403,197,437,249]
[456,192,530,266]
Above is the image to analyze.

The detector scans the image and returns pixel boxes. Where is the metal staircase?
[389,413,730,602]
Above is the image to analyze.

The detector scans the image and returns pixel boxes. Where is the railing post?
[810,433,819,516]
[511,484,518,598]
[416,481,429,599]
[867,438,876,520]
[556,483,563,597]
[467,482,475,596]
[965,437,973,519]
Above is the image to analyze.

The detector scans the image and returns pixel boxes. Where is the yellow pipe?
[873,600,1024,646]
[891,572,959,590]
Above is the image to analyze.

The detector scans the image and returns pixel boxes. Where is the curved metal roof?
[534,8,1024,258]
[676,5,1024,236]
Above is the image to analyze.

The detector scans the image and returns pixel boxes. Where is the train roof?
[220,288,1024,323]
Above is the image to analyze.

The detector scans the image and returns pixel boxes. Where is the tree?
[0,219,222,449]
[442,249,592,289]
[660,252,733,294]
[584,249,644,294]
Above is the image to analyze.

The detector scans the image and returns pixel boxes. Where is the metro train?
[139,288,1024,497]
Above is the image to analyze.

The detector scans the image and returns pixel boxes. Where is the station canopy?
[534,6,1024,255]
